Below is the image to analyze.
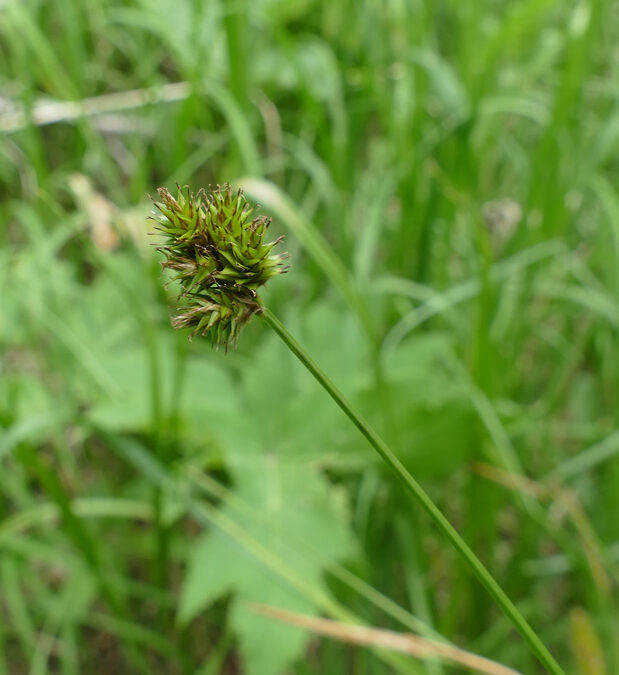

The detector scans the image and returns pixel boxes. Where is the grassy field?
[1,0,618,673]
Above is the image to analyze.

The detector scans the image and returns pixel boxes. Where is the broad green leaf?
[373,333,474,476]
[239,300,369,466]
[179,454,355,675]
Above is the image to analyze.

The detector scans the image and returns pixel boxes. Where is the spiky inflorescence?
[151,183,288,349]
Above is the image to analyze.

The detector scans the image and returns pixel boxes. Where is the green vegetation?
[1,1,618,673]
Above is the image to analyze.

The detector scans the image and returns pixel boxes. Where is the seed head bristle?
[150,183,288,349]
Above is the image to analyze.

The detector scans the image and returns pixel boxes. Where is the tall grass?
[1,0,618,673]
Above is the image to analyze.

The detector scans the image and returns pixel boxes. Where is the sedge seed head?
[151,183,288,349]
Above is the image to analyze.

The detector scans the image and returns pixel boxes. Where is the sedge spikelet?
[151,183,288,349]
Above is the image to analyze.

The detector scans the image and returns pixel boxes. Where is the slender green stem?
[260,307,565,675]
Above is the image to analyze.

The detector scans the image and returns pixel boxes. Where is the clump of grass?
[153,183,566,675]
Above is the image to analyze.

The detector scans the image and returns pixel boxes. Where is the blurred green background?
[1,0,618,673]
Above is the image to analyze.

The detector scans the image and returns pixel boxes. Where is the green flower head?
[151,183,288,349]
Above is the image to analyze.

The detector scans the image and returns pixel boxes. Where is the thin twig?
[249,603,521,675]
[473,461,613,592]
[0,81,190,133]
